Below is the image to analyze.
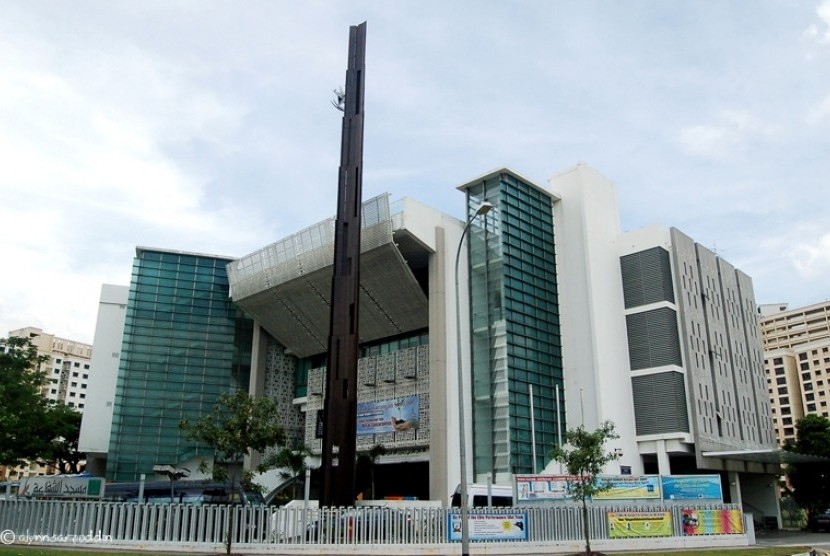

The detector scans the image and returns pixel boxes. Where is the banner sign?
[516,474,574,501]
[448,512,528,541]
[662,475,723,501]
[356,395,419,435]
[18,476,105,499]
[593,475,661,500]
[608,511,673,538]
[681,509,744,535]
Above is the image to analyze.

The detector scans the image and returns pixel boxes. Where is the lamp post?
[454,201,493,556]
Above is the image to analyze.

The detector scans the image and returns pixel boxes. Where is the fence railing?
[0,500,745,547]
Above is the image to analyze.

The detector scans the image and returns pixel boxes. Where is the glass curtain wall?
[108,249,252,481]
[466,172,564,481]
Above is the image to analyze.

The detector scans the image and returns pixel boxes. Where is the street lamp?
[454,200,493,556]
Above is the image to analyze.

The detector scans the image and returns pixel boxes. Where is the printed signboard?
[593,475,661,500]
[18,476,105,499]
[681,509,744,535]
[661,475,723,501]
[608,511,673,538]
[516,474,572,502]
[356,395,419,435]
[448,512,528,541]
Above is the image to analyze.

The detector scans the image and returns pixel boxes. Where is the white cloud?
[806,0,830,44]
[792,232,830,280]
[677,110,777,159]
[807,92,830,124]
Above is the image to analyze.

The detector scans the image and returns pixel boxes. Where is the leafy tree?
[550,421,620,555]
[261,444,312,501]
[357,444,387,500]
[784,414,830,525]
[0,336,51,466]
[179,390,286,554]
[39,402,85,474]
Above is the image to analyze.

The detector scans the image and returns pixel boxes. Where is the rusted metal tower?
[320,21,366,508]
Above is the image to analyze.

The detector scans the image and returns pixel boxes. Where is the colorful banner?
[608,511,673,538]
[448,513,528,541]
[356,395,419,435]
[662,475,723,501]
[681,509,744,535]
[516,474,572,501]
[593,475,661,500]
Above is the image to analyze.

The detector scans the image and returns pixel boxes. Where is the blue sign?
[661,475,723,501]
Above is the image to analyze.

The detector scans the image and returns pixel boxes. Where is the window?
[71,382,77,387]
[806,393,815,401]
[72,372,79,377]
[776,377,786,385]
[808,403,817,412]
[775,367,785,376]
[74,362,80,368]
[801,363,810,371]
[777,387,787,395]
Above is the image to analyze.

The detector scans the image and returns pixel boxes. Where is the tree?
[39,402,85,474]
[180,390,287,480]
[179,390,286,554]
[550,421,620,555]
[0,336,51,466]
[261,444,312,502]
[357,444,387,500]
[784,414,830,525]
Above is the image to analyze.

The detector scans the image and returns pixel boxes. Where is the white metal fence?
[0,500,745,549]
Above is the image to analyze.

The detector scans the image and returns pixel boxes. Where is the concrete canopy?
[227,195,430,359]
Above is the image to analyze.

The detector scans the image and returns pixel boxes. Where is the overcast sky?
[2,1,829,344]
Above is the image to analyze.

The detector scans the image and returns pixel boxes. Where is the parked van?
[450,484,514,508]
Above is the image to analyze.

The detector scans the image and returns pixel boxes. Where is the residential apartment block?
[759,301,830,445]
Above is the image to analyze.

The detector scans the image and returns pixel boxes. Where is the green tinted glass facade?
[108,248,252,481]
[466,172,564,478]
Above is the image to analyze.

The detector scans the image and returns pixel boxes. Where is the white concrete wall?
[78,284,128,456]
[548,163,641,475]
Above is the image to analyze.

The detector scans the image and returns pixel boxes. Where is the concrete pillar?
[656,439,671,475]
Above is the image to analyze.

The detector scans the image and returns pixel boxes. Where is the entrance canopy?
[703,449,829,464]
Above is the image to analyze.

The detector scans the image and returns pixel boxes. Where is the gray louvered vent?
[626,307,682,370]
[620,247,674,308]
[632,371,690,434]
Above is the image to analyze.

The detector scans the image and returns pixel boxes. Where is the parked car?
[809,509,830,532]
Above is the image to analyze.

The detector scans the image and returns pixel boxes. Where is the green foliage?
[179,390,287,479]
[550,420,620,554]
[260,444,312,500]
[784,414,830,522]
[179,390,286,554]
[38,402,84,474]
[0,336,50,465]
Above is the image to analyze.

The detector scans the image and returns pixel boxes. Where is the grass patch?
[0,545,816,556]
[611,547,813,556]
[0,547,183,556]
